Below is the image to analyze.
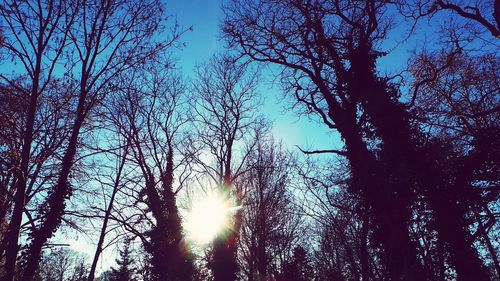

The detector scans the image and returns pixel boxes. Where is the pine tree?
[109,239,135,281]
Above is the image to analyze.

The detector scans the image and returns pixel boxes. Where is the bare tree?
[399,0,500,39]
[222,0,495,279]
[108,62,194,281]
[86,140,130,281]
[299,158,382,281]
[19,0,177,278]
[238,135,303,280]
[222,1,428,279]
[0,1,77,279]
[37,248,89,281]
[191,53,264,281]
[409,50,500,279]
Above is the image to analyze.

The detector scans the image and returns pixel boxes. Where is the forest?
[0,0,498,280]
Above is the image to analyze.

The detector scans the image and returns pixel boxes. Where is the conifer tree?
[109,239,135,281]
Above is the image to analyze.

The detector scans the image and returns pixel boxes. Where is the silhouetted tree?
[238,135,303,280]
[18,0,177,279]
[276,245,314,281]
[409,50,500,279]
[109,62,194,281]
[37,248,88,281]
[0,1,78,278]
[109,239,135,281]
[296,156,383,281]
[191,53,264,281]
[222,0,496,279]
[0,83,26,233]
[222,1,427,279]
[399,0,500,39]
[87,142,130,281]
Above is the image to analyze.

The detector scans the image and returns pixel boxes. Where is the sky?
[165,0,342,153]
[162,0,446,154]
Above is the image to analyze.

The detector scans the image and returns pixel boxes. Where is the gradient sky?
[163,0,443,154]
[166,0,342,153]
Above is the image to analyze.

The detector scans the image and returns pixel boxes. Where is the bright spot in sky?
[184,191,237,245]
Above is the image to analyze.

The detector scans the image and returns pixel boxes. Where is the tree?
[238,135,303,281]
[191,53,263,281]
[19,0,175,278]
[108,62,194,281]
[222,0,495,279]
[37,248,88,281]
[0,1,77,278]
[400,0,500,39]
[0,82,25,231]
[87,141,130,281]
[276,245,314,281]
[109,239,135,281]
[222,1,426,279]
[296,156,382,281]
[409,50,500,279]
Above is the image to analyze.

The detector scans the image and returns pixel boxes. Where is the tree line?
[0,0,498,281]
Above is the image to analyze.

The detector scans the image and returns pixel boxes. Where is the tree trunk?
[21,81,88,280]
[336,115,425,281]
[87,148,128,281]
[146,188,193,281]
[211,172,240,281]
[303,64,426,279]
[138,148,193,281]
[1,50,42,281]
[212,216,240,281]
[348,43,490,281]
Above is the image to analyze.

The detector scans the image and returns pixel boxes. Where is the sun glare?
[184,191,236,245]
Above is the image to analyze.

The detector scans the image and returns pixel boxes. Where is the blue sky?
[167,0,342,153]
[166,0,220,71]
[163,1,454,154]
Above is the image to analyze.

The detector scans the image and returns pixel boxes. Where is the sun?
[184,190,237,245]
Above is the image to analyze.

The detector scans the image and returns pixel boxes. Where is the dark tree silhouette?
[299,161,379,281]
[191,53,263,281]
[409,50,500,279]
[109,239,136,281]
[87,143,130,281]
[0,1,77,279]
[109,63,194,281]
[222,0,496,280]
[276,245,314,281]
[222,1,426,279]
[238,135,303,280]
[37,248,89,281]
[400,0,500,39]
[18,0,175,279]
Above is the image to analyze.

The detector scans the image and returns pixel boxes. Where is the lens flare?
[184,191,237,245]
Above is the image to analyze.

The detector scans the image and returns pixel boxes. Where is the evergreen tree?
[109,239,135,281]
